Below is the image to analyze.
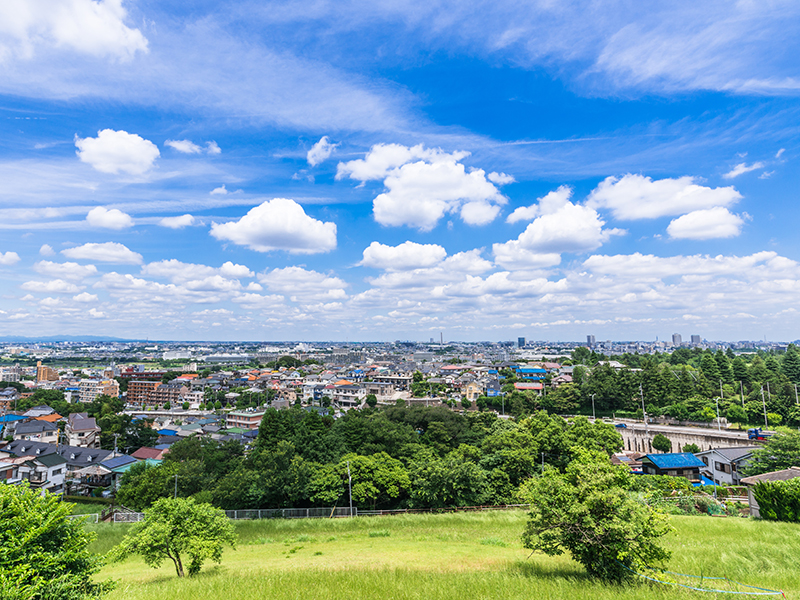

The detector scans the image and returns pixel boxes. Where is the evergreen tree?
[782,344,800,383]
[715,350,734,383]
[700,352,720,382]
[732,356,749,383]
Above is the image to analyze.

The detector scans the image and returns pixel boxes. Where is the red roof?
[131,447,165,460]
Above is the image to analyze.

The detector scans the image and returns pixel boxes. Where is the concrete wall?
[617,424,755,453]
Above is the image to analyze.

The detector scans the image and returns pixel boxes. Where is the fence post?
[306,508,310,518]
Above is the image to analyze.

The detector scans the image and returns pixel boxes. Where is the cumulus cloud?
[336,144,505,230]
[86,206,133,229]
[34,260,97,280]
[0,251,20,265]
[159,214,195,229]
[206,141,221,155]
[21,279,83,293]
[73,292,98,302]
[666,207,745,240]
[141,259,253,284]
[39,244,55,256]
[210,198,337,254]
[587,174,742,220]
[492,241,561,270]
[0,0,148,62]
[488,172,515,185]
[258,266,347,300]
[210,185,228,195]
[723,162,765,179]
[307,136,338,166]
[75,129,160,175]
[62,242,143,264]
[360,241,447,270]
[502,186,624,254]
[506,186,573,224]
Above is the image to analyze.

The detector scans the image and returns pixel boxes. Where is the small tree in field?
[520,451,671,582]
[0,484,113,599]
[651,434,672,453]
[109,497,236,577]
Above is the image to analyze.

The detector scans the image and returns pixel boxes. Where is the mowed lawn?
[89,511,800,600]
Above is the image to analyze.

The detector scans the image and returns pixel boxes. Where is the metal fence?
[67,513,99,523]
[108,503,531,523]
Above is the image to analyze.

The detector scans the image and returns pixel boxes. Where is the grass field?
[89,511,800,600]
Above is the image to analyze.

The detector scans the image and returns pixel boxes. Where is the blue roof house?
[640,453,706,484]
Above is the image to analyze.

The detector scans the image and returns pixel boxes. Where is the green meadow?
[89,511,800,600]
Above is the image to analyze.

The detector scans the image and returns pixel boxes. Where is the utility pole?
[640,383,647,436]
[740,381,745,408]
[591,393,596,421]
[716,380,722,432]
[761,387,768,429]
[174,474,178,499]
[347,461,353,518]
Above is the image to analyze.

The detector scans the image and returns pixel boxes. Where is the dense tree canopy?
[0,484,113,600]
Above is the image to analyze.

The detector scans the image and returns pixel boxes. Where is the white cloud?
[89,308,104,318]
[338,144,506,231]
[0,251,20,265]
[39,244,55,256]
[776,148,786,158]
[40,297,61,307]
[587,174,742,220]
[488,172,515,185]
[210,198,337,254]
[141,259,253,283]
[86,206,133,229]
[666,207,745,240]
[337,144,463,182]
[21,279,83,293]
[211,185,228,195]
[360,241,447,270]
[75,129,160,175]
[73,292,98,302]
[34,260,97,280]
[258,266,347,300]
[506,186,573,224]
[0,0,148,62]
[159,214,195,229]
[492,241,561,270]
[62,242,143,264]
[722,162,765,179]
[165,139,202,154]
[307,136,338,166]
[505,187,624,254]
[164,139,222,156]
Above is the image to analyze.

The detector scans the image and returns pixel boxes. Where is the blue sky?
[0,0,799,342]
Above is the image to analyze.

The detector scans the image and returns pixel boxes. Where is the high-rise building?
[691,334,701,345]
[518,337,526,348]
[36,361,59,382]
[587,335,596,346]
[672,333,682,346]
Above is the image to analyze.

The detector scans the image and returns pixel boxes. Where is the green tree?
[699,352,720,382]
[0,484,113,599]
[682,443,700,453]
[742,431,800,476]
[520,452,671,581]
[365,393,378,408]
[782,344,800,383]
[651,434,672,453]
[109,497,236,577]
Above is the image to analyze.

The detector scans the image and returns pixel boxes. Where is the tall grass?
[95,511,800,600]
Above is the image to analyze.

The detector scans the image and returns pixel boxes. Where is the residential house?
[695,446,760,486]
[226,410,266,430]
[78,378,119,403]
[14,419,58,443]
[66,413,101,448]
[640,453,706,484]
[20,453,68,495]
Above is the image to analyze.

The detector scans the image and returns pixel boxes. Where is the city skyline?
[1,2,799,341]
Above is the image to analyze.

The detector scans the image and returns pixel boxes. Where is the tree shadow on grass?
[138,564,228,587]
[508,560,593,584]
